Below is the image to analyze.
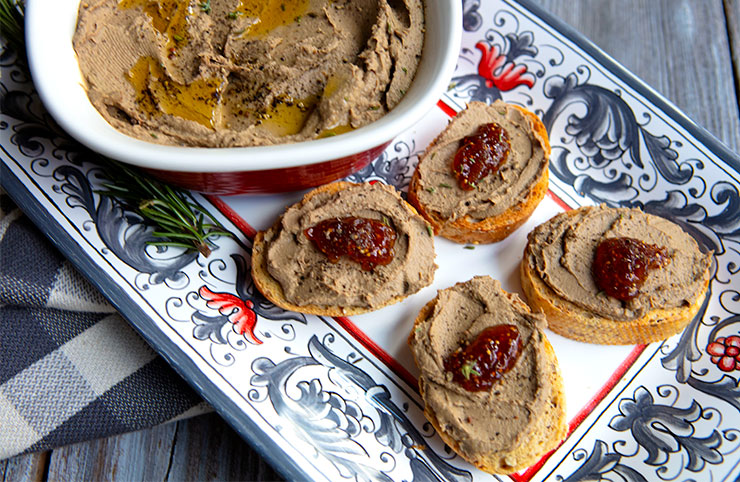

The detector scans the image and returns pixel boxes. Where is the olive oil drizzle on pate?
[233,0,309,37]
[118,0,338,135]
[126,56,226,129]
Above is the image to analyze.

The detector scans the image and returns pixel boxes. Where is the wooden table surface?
[3,1,739,480]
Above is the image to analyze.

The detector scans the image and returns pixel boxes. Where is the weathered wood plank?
[45,423,176,481]
[1,452,47,482]
[536,0,740,152]
[41,414,282,481]
[165,413,282,482]
[727,0,740,106]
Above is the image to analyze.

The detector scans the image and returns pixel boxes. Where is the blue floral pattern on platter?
[3,0,740,480]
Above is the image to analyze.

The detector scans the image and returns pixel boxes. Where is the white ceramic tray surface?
[3,1,740,480]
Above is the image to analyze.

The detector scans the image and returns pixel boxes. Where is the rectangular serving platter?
[3,0,740,480]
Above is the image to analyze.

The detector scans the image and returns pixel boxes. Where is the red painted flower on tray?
[475,41,535,91]
[707,335,740,372]
[199,286,261,344]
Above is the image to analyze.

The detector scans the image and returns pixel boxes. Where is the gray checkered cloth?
[0,189,209,460]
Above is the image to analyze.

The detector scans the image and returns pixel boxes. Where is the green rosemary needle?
[97,161,231,257]
[461,360,480,380]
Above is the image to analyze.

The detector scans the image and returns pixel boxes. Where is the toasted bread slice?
[252,181,436,316]
[408,101,550,244]
[408,276,567,474]
[520,206,712,345]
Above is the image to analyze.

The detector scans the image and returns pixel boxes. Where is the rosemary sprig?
[0,0,25,56]
[97,161,232,257]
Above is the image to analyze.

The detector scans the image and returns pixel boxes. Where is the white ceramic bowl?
[25,0,462,194]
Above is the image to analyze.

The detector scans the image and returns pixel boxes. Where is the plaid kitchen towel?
[0,189,209,459]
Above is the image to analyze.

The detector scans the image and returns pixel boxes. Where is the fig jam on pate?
[444,324,522,391]
[305,216,397,271]
[452,122,510,191]
[592,236,670,301]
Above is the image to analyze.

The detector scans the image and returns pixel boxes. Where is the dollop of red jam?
[304,216,397,271]
[592,237,670,301]
[452,122,510,191]
[443,324,522,392]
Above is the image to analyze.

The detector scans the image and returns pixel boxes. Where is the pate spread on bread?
[521,205,713,344]
[408,276,567,474]
[408,100,550,243]
[251,181,437,316]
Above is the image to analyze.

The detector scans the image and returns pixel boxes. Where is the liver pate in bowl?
[25,0,461,194]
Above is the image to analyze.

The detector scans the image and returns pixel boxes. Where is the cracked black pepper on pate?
[72,0,424,147]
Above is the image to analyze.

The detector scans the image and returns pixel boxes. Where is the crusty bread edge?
[408,289,567,474]
[251,181,432,317]
[408,102,551,244]
[519,210,710,345]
